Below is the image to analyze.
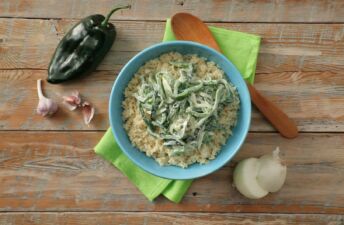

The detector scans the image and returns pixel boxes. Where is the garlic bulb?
[233,147,287,199]
[36,79,58,117]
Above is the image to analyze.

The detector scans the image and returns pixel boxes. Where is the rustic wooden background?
[0,0,344,224]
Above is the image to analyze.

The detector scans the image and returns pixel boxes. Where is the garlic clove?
[233,158,269,199]
[62,90,95,125]
[257,147,287,193]
[36,79,58,117]
[62,91,81,111]
[81,101,95,125]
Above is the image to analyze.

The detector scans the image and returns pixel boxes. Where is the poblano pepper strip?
[47,5,130,84]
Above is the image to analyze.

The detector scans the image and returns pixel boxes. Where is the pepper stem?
[101,5,131,27]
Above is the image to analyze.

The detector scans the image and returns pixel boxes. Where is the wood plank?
[1,69,344,132]
[0,70,112,130]
[1,132,343,213]
[0,212,343,225]
[1,19,344,74]
[1,0,344,23]
[0,19,343,131]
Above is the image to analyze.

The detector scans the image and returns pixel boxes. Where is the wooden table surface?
[1,0,344,224]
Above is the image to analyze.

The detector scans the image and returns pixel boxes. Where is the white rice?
[122,52,240,168]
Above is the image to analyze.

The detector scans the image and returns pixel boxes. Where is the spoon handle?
[246,82,298,138]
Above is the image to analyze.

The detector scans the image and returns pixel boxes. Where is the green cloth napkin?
[94,19,260,203]
[163,19,260,84]
[95,128,192,203]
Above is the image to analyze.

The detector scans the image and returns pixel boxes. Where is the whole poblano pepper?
[47,5,130,84]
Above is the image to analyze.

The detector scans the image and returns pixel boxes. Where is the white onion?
[233,147,287,199]
[233,158,268,199]
[257,148,287,192]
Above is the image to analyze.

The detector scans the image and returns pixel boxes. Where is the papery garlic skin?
[63,91,81,111]
[36,79,58,117]
[82,101,95,125]
[62,91,95,125]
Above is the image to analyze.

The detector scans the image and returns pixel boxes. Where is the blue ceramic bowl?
[109,41,251,180]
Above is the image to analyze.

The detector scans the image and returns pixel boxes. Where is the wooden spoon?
[171,13,298,139]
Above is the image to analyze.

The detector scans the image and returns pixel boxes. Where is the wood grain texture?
[1,0,344,23]
[247,83,299,138]
[0,70,113,130]
[0,212,343,225]
[1,19,344,74]
[1,69,343,131]
[1,132,343,213]
[0,18,343,131]
[1,0,343,221]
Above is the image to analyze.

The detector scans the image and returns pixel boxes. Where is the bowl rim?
[109,40,251,179]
